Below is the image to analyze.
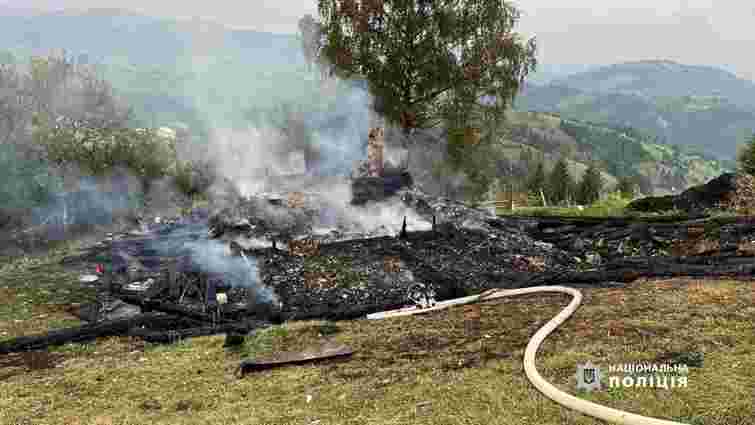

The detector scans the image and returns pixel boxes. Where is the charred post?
[367,127,385,177]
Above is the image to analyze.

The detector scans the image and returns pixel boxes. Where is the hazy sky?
[4,0,755,80]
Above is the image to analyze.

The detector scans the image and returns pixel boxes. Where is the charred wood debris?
[2,172,755,355]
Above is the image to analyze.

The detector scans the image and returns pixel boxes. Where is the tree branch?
[407,85,454,107]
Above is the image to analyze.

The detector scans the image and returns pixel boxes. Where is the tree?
[526,161,546,192]
[548,157,574,206]
[519,147,533,167]
[559,143,578,182]
[0,63,33,147]
[576,162,603,205]
[314,0,537,134]
[616,175,637,199]
[737,133,755,176]
[0,50,15,65]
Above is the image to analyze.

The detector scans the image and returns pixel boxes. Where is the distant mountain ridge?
[550,60,755,109]
[0,8,301,66]
[0,8,749,172]
[0,8,312,128]
[516,60,755,160]
[524,63,600,85]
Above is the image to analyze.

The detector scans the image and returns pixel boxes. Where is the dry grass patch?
[654,282,676,291]
[686,281,739,305]
[0,254,753,424]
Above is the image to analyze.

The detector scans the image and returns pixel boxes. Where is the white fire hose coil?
[368,286,690,425]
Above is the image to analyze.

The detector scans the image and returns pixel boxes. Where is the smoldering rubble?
[3,166,755,354]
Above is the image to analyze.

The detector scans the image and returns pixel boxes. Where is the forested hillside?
[514,61,755,160]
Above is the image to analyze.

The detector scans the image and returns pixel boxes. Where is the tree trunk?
[367,127,384,177]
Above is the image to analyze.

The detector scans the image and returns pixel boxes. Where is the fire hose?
[367,286,690,425]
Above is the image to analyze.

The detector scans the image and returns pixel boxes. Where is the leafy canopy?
[576,162,604,205]
[527,161,546,193]
[548,157,574,205]
[315,0,537,131]
[616,175,638,199]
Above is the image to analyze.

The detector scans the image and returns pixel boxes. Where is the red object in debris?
[96,264,104,274]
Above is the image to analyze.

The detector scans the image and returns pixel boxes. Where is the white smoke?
[180,237,279,305]
[173,24,434,240]
[313,181,432,235]
[201,86,374,196]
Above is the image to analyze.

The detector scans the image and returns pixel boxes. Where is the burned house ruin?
[3,125,755,354]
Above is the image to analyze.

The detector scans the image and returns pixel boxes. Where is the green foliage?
[241,326,290,358]
[519,147,534,165]
[432,127,498,203]
[317,321,340,336]
[315,0,537,132]
[506,111,731,193]
[8,54,182,185]
[33,121,177,181]
[585,192,631,215]
[616,175,638,199]
[518,66,755,161]
[525,161,547,205]
[172,158,217,198]
[446,127,471,168]
[462,148,498,202]
[576,162,603,205]
[0,50,15,65]
[558,119,653,177]
[498,192,632,218]
[737,134,755,176]
[624,194,675,213]
[547,157,574,205]
[0,143,60,210]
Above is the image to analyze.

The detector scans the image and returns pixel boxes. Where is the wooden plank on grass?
[237,344,354,375]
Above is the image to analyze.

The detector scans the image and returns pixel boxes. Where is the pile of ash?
[350,166,413,205]
[204,179,578,320]
[36,174,581,352]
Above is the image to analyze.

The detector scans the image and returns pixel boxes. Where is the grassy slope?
[515,81,755,162]
[502,110,733,194]
[0,236,753,425]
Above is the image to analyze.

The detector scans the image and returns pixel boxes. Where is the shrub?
[439,127,497,203]
[582,192,631,216]
[624,194,675,213]
[547,157,575,205]
[576,162,603,205]
[34,120,178,182]
[616,175,638,199]
[172,158,218,198]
